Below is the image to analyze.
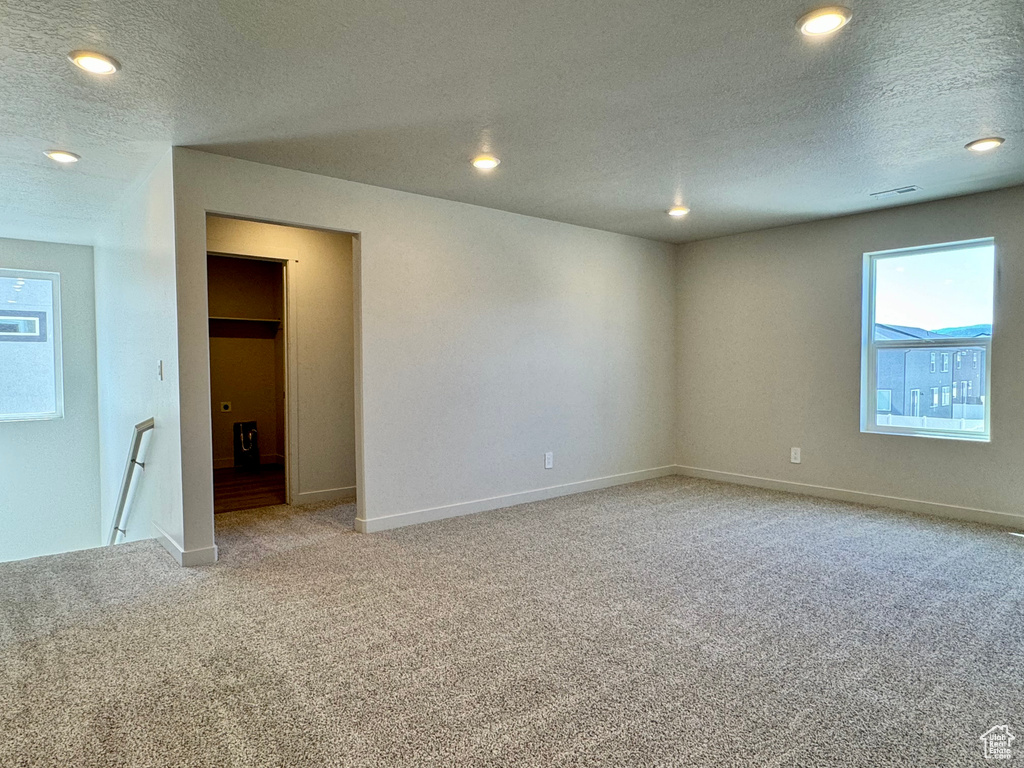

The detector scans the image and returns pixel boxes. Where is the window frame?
[0,268,64,422]
[860,238,994,442]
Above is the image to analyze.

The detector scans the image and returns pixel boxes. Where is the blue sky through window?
[874,243,994,333]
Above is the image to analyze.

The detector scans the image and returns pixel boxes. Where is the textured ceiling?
[1,0,1022,244]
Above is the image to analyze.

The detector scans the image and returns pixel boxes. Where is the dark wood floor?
[213,464,286,514]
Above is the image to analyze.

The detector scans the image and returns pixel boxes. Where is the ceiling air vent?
[870,185,923,200]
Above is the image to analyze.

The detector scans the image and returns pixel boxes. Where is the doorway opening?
[208,254,287,513]
[205,214,357,523]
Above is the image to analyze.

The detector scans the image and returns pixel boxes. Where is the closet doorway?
[208,254,287,513]
[206,214,358,521]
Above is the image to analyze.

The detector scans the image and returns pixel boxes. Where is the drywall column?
[94,151,207,564]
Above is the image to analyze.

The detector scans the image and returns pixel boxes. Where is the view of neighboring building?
[875,323,989,432]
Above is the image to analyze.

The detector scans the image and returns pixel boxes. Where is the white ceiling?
[1,0,1022,245]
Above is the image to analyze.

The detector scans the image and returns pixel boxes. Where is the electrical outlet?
[790,447,801,464]
[544,451,554,469]
[220,402,232,413]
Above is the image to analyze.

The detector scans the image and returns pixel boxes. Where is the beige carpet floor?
[2,476,1023,766]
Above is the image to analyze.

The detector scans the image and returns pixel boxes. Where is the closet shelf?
[208,316,282,339]
[209,316,281,323]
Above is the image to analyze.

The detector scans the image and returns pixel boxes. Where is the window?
[0,315,42,337]
[0,269,63,421]
[877,389,892,412]
[862,238,993,441]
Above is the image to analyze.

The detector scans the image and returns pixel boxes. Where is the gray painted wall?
[172,148,677,556]
[675,185,1024,517]
[0,237,101,561]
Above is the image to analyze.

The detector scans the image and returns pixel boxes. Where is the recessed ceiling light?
[472,155,500,170]
[797,6,852,36]
[965,137,1005,153]
[668,206,690,218]
[68,51,120,75]
[44,150,80,164]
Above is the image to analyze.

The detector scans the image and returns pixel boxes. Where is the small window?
[877,389,892,412]
[0,314,42,337]
[862,238,993,441]
[0,269,63,421]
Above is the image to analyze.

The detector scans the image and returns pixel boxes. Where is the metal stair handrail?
[107,417,155,546]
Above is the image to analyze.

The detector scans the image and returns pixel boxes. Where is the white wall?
[206,217,356,501]
[675,185,1024,525]
[0,238,101,561]
[172,148,677,553]
[94,151,195,560]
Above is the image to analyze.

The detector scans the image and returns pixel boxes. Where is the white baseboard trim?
[213,455,285,470]
[153,523,219,567]
[295,485,357,505]
[674,465,1024,530]
[355,466,678,533]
